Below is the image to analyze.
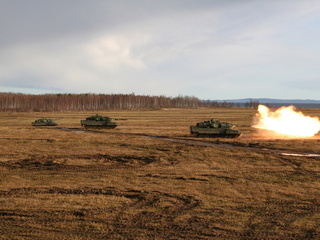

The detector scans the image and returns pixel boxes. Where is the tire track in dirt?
[140,173,209,182]
[240,198,320,240]
[0,187,204,239]
[58,127,320,158]
[0,153,175,170]
[0,137,55,142]
[0,186,201,212]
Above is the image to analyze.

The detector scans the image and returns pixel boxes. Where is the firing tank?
[80,114,126,129]
[190,118,241,138]
[32,118,58,126]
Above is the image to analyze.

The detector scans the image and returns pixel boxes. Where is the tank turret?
[190,118,241,138]
[80,114,126,129]
[32,118,58,126]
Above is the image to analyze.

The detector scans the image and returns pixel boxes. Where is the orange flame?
[253,105,320,138]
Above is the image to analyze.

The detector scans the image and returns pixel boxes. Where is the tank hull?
[80,120,118,129]
[190,126,241,138]
[32,122,57,126]
[32,119,57,126]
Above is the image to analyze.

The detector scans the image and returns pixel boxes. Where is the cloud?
[1,0,320,99]
[85,34,148,70]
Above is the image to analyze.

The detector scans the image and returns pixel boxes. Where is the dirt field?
[0,108,319,239]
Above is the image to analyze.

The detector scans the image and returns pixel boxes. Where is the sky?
[1,0,320,100]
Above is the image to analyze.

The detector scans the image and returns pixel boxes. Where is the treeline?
[0,93,199,112]
[0,93,259,112]
[200,100,260,108]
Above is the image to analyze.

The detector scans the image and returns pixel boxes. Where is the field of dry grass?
[0,108,319,239]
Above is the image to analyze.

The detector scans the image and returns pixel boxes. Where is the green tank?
[190,118,241,138]
[32,118,58,126]
[80,114,126,129]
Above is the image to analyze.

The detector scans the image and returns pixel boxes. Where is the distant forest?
[0,93,260,112]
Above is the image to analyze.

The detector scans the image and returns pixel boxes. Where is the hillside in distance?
[214,98,320,108]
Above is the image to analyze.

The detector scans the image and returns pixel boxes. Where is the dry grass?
[0,108,319,239]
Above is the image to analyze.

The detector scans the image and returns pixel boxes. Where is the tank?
[190,118,241,138]
[80,114,126,129]
[32,118,58,126]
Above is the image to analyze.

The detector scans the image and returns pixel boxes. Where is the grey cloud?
[1,0,320,99]
[285,79,320,90]
[0,0,225,46]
